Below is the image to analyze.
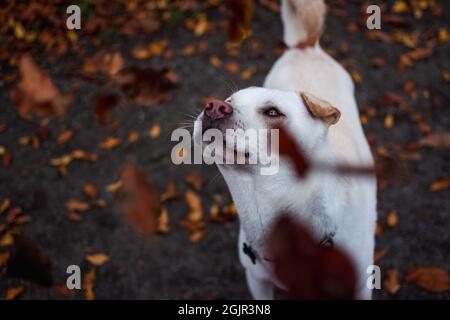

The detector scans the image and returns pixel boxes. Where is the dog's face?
[193,87,340,170]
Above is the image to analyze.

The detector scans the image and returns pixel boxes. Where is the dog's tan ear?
[300,92,341,126]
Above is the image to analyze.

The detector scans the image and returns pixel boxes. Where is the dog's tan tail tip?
[281,0,326,48]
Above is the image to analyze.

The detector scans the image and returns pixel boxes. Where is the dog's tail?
[281,0,326,47]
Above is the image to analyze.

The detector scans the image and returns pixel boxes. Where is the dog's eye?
[263,107,283,118]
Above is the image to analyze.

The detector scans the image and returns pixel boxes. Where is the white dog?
[194,0,376,299]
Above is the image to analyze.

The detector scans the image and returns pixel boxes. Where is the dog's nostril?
[219,105,226,113]
[205,103,213,110]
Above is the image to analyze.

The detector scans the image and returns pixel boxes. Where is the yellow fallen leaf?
[0,197,11,215]
[384,113,394,129]
[386,210,398,228]
[0,233,14,246]
[157,207,170,233]
[149,123,161,138]
[85,253,110,266]
[106,180,123,193]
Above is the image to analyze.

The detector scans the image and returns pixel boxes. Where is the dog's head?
[193,87,340,172]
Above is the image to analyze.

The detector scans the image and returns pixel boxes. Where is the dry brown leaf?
[85,253,110,266]
[149,123,161,138]
[185,190,203,224]
[92,92,120,125]
[83,184,98,199]
[240,66,257,80]
[228,0,254,43]
[225,62,240,74]
[161,182,178,202]
[0,197,11,215]
[10,55,71,121]
[0,251,10,268]
[406,267,450,293]
[106,180,123,193]
[209,55,223,69]
[65,200,90,213]
[418,132,450,150]
[184,171,203,190]
[384,113,394,129]
[0,233,15,246]
[114,66,177,107]
[83,268,96,300]
[429,177,450,192]
[384,269,401,295]
[5,286,24,300]
[56,130,74,145]
[374,250,387,263]
[66,212,83,222]
[116,163,160,236]
[157,207,170,233]
[189,230,206,243]
[127,131,139,143]
[100,137,121,150]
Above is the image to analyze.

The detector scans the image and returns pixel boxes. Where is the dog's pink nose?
[204,99,233,120]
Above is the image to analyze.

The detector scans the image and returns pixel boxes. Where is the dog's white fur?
[194,0,377,299]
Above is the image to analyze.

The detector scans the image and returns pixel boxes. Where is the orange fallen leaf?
[189,230,206,243]
[185,190,203,224]
[56,129,74,145]
[106,180,123,193]
[225,62,240,74]
[406,267,449,293]
[429,177,450,192]
[5,286,24,300]
[83,184,98,199]
[83,268,96,300]
[374,250,387,263]
[127,131,139,143]
[157,207,170,233]
[149,123,161,138]
[184,171,203,190]
[100,137,121,150]
[0,197,11,215]
[386,210,398,228]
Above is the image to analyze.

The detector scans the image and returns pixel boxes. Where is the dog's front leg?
[245,270,274,300]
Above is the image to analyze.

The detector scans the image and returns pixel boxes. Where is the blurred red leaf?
[277,127,310,178]
[228,0,254,44]
[116,163,160,236]
[267,215,357,299]
[6,234,53,287]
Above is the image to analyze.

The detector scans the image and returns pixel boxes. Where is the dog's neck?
[219,144,341,250]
